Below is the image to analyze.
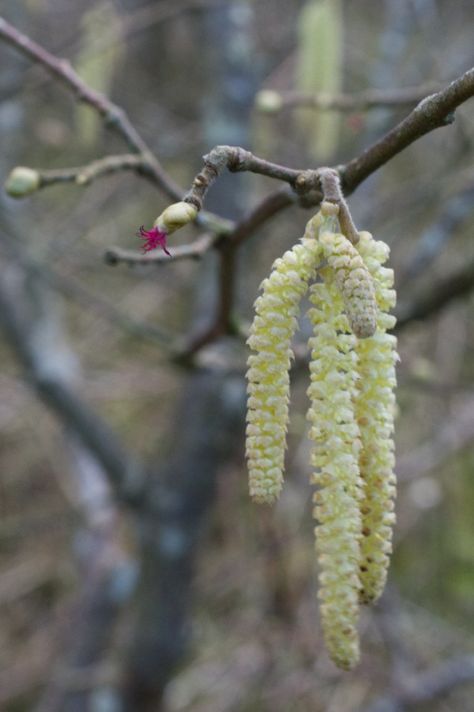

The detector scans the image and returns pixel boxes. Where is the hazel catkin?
[246,214,322,503]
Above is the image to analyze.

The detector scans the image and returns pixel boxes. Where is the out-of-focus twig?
[104,233,214,266]
[0,16,182,201]
[364,655,474,712]
[0,260,147,507]
[37,154,150,188]
[0,230,174,349]
[395,256,474,330]
[341,67,474,192]
[256,82,442,113]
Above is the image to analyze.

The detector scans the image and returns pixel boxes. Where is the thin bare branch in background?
[256,82,443,113]
[0,16,181,198]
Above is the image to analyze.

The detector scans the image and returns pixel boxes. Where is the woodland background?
[1,1,474,711]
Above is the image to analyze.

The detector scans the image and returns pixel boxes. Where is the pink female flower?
[137,225,170,255]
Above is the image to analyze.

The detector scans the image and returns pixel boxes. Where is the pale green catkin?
[307,272,363,670]
[318,202,377,338]
[246,214,322,503]
[354,231,398,604]
[246,205,398,671]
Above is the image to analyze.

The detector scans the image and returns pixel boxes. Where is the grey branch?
[256,82,442,113]
[341,68,474,193]
[105,233,214,266]
[0,253,148,507]
[395,256,474,330]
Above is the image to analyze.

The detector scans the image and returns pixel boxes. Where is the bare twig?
[0,231,174,349]
[41,154,149,187]
[318,168,360,244]
[105,233,214,266]
[2,18,474,371]
[183,145,309,211]
[395,256,474,330]
[0,16,181,200]
[256,82,442,113]
[2,17,474,219]
[341,68,474,193]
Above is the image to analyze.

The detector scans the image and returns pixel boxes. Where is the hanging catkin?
[307,271,363,670]
[354,231,398,604]
[245,202,398,670]
[246,214,322,503]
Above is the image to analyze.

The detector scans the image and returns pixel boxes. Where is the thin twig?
[43,154,149,187]
[183,145,308,211]
[104,233,214,265]
[9,154,149,194]
[229,187,295,248]
[341,68,474,193]
[0,15,181,200]
[395,256,474,330]
[0,231,174,349]
[256,82,442,113]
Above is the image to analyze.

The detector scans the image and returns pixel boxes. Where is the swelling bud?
[154,201,198,234]
[5,167,40,198]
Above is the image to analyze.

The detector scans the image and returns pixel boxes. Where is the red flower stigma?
[137,225,170,255]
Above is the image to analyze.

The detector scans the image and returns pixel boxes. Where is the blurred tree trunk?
[120,3,256,710]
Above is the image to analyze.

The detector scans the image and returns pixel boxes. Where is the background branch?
[395,256,474,329]
[341,68,474,192]
[0,252,147,507]
[256,82,442,113]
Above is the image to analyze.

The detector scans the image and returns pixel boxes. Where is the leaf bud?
[154,201,198,234]
[5,166,41,198]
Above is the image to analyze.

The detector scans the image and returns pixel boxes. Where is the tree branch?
[104,233,214,266]
[0,230,174,349]
[395,256,474,330]
[42,154,150,188]
[341,68,474,193]
[0,258,148,507]
[0,16,182,200]
[256,82,442,113]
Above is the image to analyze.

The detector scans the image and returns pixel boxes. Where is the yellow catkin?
[318,203,377,338]
[355,231,398,604]
[307,272,363,670]
[246,215,322,504]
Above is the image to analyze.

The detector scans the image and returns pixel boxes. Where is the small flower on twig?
[137,225,170,255]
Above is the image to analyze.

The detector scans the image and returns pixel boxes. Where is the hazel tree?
[1,5,474,710]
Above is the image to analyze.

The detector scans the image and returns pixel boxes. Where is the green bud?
[154,201,198,234]
[5,167,41,198]
[255,90,283,113]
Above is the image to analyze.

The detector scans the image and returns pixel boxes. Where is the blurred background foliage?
[1,1,474,710]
